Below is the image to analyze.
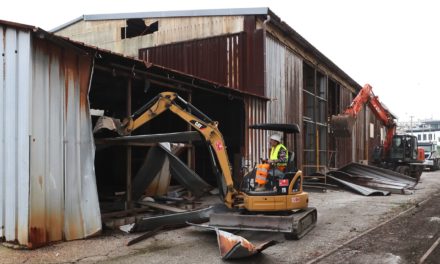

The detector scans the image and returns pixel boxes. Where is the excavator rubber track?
[207,207,317,240]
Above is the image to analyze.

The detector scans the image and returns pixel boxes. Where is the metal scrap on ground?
[216,229,277,259]
[327,162,417,195]
[187,222,277,259]
[327,175,390,196]
[120,205,222,233]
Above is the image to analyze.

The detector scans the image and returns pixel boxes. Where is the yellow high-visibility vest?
[270,144,288,170]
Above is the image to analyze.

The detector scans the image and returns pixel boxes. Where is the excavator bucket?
[93,116,123,135]
[330,114,355,137]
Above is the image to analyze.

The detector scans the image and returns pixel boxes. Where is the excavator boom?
[94,92,237,207]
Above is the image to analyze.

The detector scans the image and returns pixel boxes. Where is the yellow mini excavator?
[94,91,317,239]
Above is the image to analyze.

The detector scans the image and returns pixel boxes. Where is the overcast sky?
[1,0,438,122]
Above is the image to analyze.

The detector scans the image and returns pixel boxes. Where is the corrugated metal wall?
[245,96,267,168]
[1,24,101,248]
[0,25,31,245]
[265,35,303,165]
[28,38,101,248]
[335,87,354,166]
[366,106,385,162]
[354,106,366,161]
[140,33,245,90]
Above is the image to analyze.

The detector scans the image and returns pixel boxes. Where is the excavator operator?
[255,134,289,191]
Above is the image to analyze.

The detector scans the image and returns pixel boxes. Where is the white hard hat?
[270,133,281,142]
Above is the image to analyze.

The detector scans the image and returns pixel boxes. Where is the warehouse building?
[0,19,252,248]
[2,8,388,248]
[54,7,385,176]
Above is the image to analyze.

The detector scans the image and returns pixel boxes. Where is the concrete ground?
[1,170,440,264]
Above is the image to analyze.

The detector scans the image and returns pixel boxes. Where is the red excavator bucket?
[330,114,355,137]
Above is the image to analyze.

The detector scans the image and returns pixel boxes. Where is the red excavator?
[331,84,424,180]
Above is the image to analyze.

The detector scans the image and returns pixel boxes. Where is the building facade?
[54,8,388,175]
[406,120,440,151]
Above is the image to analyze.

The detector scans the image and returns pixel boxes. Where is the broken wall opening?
[88,65,245,219]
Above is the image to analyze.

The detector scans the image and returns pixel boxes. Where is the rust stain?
[78,56,92,110]
[28,227,47,249]
[38,175,43,189]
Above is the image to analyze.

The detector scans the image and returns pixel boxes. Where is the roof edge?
[50,15,84,33]
[266,8,362,92]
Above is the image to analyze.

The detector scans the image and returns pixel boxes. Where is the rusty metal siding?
[1,24,101,248]
[265,36,286,123]
[140,33,245,90]
[366,106,384,162]
[28,39,101,248]
[0,26,31,245]
[265,35,303,164]
[250,29,265,95]
[354,106,366,161]
[64,52,101,241]
[335,87,353,166]
[245,96,267,169]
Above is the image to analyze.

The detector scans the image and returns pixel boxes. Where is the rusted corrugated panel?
[29,38,64,247]
[139,33,245,90]
[265,35,303,165]
[265,36,286,124]
[366,106,385,163]
[354,106,366,161]
[0,25,31,245]
[248,29,265,95]
[245,96,267,168]
[335,87,353,167]
[64,51,101,241]
[28,38,101,248]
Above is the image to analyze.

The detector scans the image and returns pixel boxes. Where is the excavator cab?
[390,134,422,162]
[241,123,301,195]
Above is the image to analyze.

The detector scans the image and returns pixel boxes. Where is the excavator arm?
[94,92,237,207]
[368,94,396,153]
[331,83,397,153]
